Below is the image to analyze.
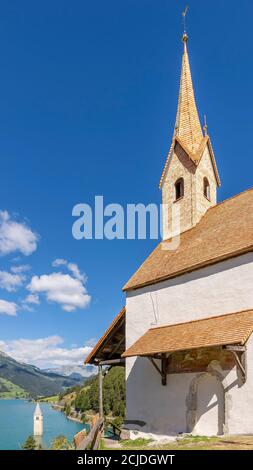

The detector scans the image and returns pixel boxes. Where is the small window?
[175,178,184,201]
[203,177,210,200]
[36,417,40,421]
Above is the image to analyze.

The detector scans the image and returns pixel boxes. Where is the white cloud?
[0,299,17,316]
[52,259,66,267]
[11,265,31,274]
[27,272,91,312]
[0,270,25,292]
[0,211,38,256]
[0,335,93,368]
[24,293,40,305]
[52,259,85,281]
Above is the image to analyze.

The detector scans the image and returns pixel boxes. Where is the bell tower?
[160,33,221,240]
[34,403,43,436]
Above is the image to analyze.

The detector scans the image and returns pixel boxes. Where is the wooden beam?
[224,345,246,352]
[98,358,125,366]
[224,345,247,382]
[161,353,167,386]
[148,357,162,376]
[98,365,103,419]
[96,318,125,353]
[148,355,168,386]
[108,336,125,359]
[231,351,246,382]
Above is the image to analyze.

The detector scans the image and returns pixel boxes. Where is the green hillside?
[0,377,28,399]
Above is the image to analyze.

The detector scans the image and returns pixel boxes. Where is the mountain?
[43,364,96,380]
[0,351,84,398]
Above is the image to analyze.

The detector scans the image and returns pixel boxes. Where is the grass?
[102,434,253,451]
[0,378,28,399]
[40,395,59,403]
[120,438,153,448]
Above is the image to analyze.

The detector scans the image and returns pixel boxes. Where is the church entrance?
[193,373,225,436]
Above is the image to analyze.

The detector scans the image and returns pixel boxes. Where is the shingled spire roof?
[174,33,203,153]
[159,34,220,188]
[34,403,42,416]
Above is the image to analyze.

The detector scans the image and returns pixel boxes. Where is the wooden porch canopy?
[85,307,125,422]
[85,307,125,366]
[122,310,253,385]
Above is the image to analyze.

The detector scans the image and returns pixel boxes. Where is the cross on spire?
[182,6,189,34]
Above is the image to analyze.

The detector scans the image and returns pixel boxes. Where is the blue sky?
[0,0,252,368]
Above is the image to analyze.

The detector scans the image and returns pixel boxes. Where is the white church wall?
[224,334,253,434]
[125,252,253,435]
[125,356,196,434]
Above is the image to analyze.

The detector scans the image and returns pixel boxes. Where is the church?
[85,31,253,436]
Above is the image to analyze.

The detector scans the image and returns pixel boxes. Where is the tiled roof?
[123,187,253,291]
[122,309,253,358]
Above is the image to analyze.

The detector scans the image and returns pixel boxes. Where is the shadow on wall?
[125,357,240,436]
[125,356,194,435]
[188,373,225,435]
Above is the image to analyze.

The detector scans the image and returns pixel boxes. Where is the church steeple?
[34,403,43,436]
[160,33,221,240]
[174,33,203,154]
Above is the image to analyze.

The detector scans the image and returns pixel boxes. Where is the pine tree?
[50,435,73,450]
[22,435,37,450]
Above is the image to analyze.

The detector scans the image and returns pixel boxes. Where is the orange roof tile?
[123,187,253,291]
[174,36,203,154]
[122,309,253,358]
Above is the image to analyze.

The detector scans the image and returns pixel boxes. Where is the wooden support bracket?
[148,354,168,386]
[224,345,247,383]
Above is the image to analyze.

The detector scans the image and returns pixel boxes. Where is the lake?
[0,399,86,450]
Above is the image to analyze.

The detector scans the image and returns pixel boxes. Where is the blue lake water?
[0,399,86,450]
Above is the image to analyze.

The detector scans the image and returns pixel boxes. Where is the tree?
[64,403,71,416]
[61,367,126,422]
[50,435,73,450]
[22,435,37,450]
[75,389,90,412]
[103,367,125,418]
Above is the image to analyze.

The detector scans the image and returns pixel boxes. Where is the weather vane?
[182,6,189,34]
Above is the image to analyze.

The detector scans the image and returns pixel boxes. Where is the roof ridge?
[209,185,253,211]
[149,308,253,332]
[161,185,253,243]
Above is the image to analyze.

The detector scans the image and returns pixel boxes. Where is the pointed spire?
[174,34,203,153]
[34,403,42,416]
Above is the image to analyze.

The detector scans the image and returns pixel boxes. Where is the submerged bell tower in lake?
[34,403,43,436]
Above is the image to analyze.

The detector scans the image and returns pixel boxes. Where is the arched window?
[175,178,184,201]
[203,177,210,200]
